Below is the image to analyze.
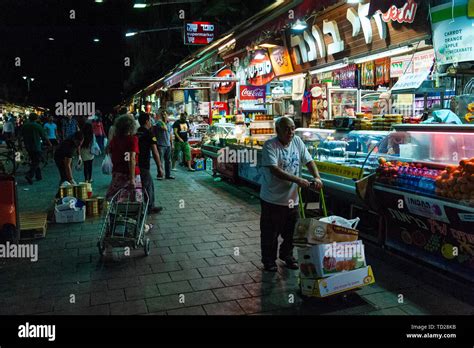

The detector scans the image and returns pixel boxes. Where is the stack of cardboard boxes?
[294,217,375,297]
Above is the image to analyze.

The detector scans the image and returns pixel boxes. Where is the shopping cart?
[97,188,151,257]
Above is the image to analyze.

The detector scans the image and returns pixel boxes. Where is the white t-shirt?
[44,122,57,139]
[260,135,313,206]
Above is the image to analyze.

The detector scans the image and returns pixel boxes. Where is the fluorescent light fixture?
[258,43,278,48]
[218,38,236,52]
[291,19,307,31]
[125,32,138,37]
[93,38,100,42]
[278,73,305,81]
[353,46,413,64]
[95,0,103,3]
[133,2,147,8]
[310,62,348,75]
[48,37,54,41]
[254,53,266,60]
[347,0,361,3]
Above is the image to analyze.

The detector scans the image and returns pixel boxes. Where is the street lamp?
[22,76,34,92]
[133,0,201,8]
[125,27,182,38]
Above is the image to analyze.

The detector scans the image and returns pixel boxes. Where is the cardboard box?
[294,218,358,245]
[297,241,366,279]
[300,266,375,298]
[55,206,86,223]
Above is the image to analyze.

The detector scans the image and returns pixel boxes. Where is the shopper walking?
[259,116,323,272]
[21,113,52,184]
[62,114,79,140]
[2,114,15,146]
[79,123,97,183]
[54,131,84,185]
[153,110,174,179]
[91,111,106,152]
[43,115,59,147]
[105,115,139,201]
[172,113,194,172]
[137,113,163,214]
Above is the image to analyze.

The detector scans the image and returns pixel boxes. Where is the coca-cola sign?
[381,0,417,24]
[240,86,266,100]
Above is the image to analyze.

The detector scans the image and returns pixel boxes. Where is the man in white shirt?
[2,114,15,143]
[260,116,323,272]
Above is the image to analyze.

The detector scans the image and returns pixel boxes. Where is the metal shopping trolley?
[97,188,151,257]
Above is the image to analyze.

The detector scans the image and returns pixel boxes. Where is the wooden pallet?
[19,212,47,240]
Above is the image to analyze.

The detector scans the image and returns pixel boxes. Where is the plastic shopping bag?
[91,135,101,156]
[319,216,360,229]
[101,154,113,175]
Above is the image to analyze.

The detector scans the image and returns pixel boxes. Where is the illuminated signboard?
[184,21,216,45]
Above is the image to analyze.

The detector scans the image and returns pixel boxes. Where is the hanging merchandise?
[310,84,328,122]
[375,58,390,86]
[301,91,312,113]
[361,61,375,87]
[339,64,357,88]
[292,74,306,101]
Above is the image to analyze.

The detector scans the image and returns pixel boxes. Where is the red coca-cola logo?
[381,0,418,24]
[241,88,265,98]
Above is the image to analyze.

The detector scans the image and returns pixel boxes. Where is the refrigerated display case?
[294,128,335,158]
[201,123,239,181]
[328,88,358,119]
[372,124,474,282]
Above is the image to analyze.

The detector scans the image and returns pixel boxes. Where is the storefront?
[199,0,474,282]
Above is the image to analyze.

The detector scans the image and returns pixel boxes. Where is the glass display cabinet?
[294,128,335,159]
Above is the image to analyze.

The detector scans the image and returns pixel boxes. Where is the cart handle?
[298,185,327,219]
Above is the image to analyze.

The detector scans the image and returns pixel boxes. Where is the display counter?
[371,124,474,282]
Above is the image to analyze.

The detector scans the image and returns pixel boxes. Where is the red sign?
[239,86,266,100]
[184,21,216,45]
[246,50,275,86]
[212,69,236,95]
[212,101,228,114]
[381,0,418,24]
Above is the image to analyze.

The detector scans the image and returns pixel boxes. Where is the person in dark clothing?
[153,110,174,180]
[21,113,51,184]
[172,113,194,172]
[54,131,84,185]
[80,123,95,183]
[137,113,163,214]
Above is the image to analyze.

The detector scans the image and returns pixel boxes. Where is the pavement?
[0,154,473,315]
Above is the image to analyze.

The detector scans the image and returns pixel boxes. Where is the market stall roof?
[134,0,307,97]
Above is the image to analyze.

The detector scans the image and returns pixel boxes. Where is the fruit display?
[376,157,441,193]
[250,128,274,135]
[254,114,273,121]
[435,158,474,203]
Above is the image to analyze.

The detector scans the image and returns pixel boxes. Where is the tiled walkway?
[1,155,473,315]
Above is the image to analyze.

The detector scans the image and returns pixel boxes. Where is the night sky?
[0,0,273,112]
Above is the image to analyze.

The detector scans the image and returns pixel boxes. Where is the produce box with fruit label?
[300,266,375,298]
[294,218,359,245]
[297,240,366,279]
